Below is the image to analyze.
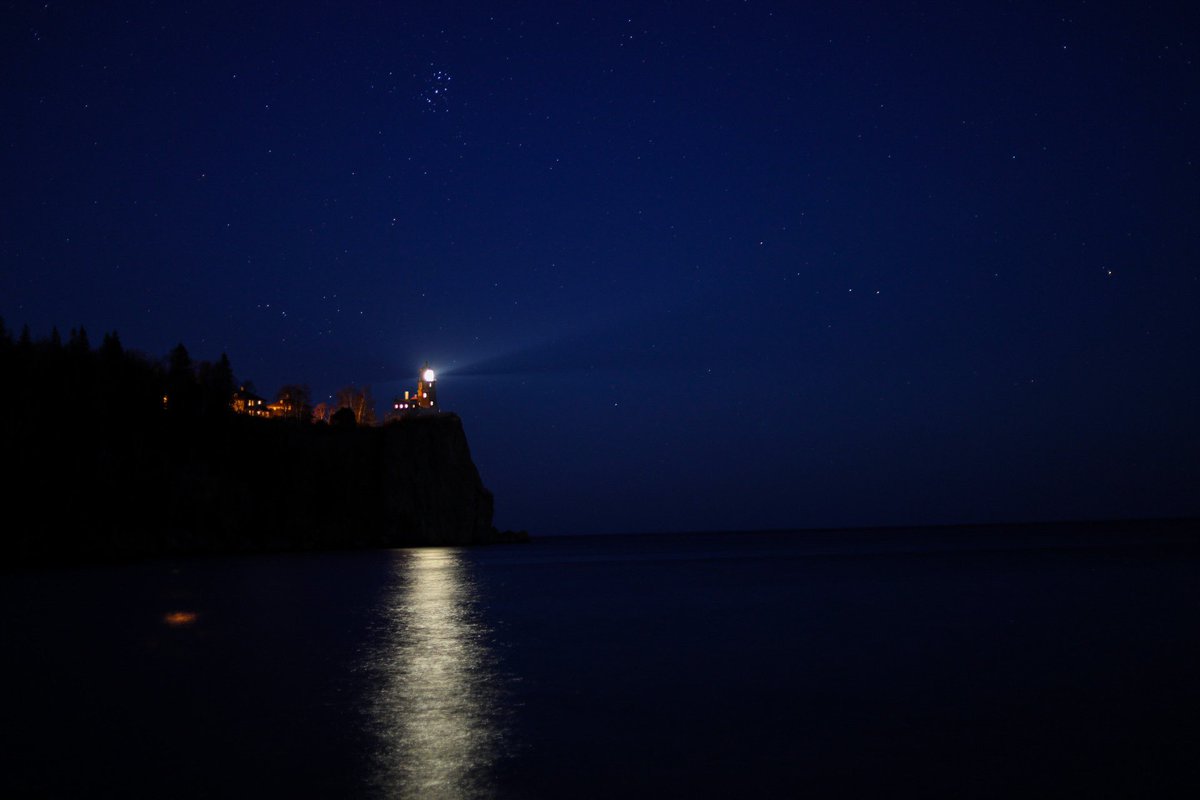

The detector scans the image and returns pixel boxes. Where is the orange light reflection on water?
[163,611,199,627]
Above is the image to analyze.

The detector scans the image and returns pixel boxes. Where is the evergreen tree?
[198,352,235,417]
[165,343,199,416]
[212,352,235,410]
[67,326,90,354]
[100,330,124,361]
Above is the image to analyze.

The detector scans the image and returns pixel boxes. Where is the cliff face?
[378,414,496,545]
[6,412,520,565]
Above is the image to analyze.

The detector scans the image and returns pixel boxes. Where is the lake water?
[3,525,1198,798]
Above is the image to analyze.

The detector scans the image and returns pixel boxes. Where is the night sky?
[3,2,1197,535]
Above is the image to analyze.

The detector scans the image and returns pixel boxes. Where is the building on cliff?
[230,386,269,417]
[265,396,300,419]
[390,363,439,417]
[231,386,311,421]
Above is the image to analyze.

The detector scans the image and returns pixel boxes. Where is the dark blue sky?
[3,1,1198,534]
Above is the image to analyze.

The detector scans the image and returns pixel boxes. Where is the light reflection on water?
[162,610,199,626]
[363,548,505,800]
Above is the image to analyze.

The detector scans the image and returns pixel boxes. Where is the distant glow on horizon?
[163,611,198,626]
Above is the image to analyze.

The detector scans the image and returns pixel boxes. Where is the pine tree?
[165,343,199,416]
[68,326,90,354]
[100,330,124,361]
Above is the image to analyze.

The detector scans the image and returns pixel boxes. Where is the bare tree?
[276,384,313,422]
[336,385,376,426]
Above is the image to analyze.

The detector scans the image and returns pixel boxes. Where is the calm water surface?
[3,525,1198,798]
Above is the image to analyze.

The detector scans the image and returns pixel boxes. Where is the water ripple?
[361,549,506,800]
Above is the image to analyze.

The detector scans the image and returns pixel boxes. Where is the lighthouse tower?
[416,363,438,409]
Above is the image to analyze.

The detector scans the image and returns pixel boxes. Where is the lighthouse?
[389,363,439,417]
[416,362,438,409]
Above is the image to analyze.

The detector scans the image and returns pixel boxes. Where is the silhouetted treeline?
[0,319,519,564]
[0,319,243,562]
[0,319,236,429]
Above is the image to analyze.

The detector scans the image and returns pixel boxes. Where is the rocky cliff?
[6,412,524,565]
[377,413,499,545]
